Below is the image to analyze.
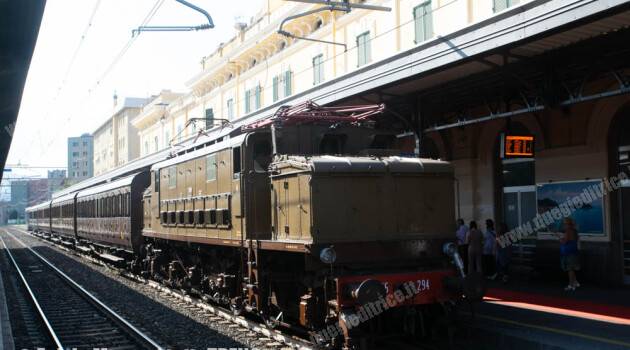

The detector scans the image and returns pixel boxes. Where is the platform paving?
[0,235,15,350]
[461,277,630,349]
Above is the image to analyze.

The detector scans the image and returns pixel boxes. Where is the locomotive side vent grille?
[169,211,176,226]
[205,209,217,226]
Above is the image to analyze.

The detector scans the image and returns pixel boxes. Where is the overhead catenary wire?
[54,0,102,102]
[29,0,166,162]
[89,0,165,94]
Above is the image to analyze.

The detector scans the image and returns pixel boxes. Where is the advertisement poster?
[536,180,605,235]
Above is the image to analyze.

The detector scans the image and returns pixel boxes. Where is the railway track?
[8,226,314,350]
[9,226,454,350]
[0,229,163,350]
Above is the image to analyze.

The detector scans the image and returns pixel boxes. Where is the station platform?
[0,234,15,349]
[462,277,630,350]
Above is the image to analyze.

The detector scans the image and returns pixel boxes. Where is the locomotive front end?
[268,154,478,346]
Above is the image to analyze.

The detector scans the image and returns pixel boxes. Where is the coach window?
[233,147,241,179]
[155,171,160,192]
[168,166,177,188]
[206,154,217,181]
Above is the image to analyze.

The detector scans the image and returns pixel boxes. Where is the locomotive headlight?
[443,242,465,277]
[319,246,337,264]
[442,242,457,257]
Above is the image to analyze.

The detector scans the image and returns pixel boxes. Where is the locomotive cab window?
[320,134,347,155]
[168,166,177,189]
[253,139,272,173]
[206,154,217,181]
[232,147,241,179]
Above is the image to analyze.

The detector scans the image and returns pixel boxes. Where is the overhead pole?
[132,0,214,36]
[278,0,391,50]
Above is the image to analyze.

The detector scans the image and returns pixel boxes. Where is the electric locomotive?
[26,101,483,348]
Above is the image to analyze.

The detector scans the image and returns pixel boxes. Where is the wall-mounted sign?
[536,180,604,236]
[500,134,534,158]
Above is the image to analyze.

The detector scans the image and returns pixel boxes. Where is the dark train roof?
[52,148,171,199]
[0,1,46,182]
[77,173,138,198]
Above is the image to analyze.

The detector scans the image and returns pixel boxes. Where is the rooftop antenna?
[132,0,214,37]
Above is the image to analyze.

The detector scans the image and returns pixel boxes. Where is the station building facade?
[93,97,148,176]
[134,0,527,148]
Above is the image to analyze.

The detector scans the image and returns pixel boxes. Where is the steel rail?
[0,235,64,349]
[13,226,315,350]
[1,228,164,350]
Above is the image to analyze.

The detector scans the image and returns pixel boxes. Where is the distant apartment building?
[9,178,49,221]
[47,169,67,195]
[93,97,148,176]
[67,133,93,181]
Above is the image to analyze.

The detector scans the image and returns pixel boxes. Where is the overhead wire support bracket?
[278,0,390,50]
[132,0,214,37]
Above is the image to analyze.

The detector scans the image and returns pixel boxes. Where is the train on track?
[26,101,484,348]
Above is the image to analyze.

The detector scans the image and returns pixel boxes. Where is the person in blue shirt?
[455,219,469,271]
[558,217,581,291]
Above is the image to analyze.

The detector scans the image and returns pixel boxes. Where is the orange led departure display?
[501,135,534,158]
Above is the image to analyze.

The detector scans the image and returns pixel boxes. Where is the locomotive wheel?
[230,298,244,316]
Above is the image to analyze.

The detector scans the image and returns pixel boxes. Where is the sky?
[2,0,263,199]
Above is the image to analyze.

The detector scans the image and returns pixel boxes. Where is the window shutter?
[205,108,214,129]
[493,0,507,12]
[284,70,292,97]
[357,35,364,66]
[244,89,251,113]
[255,85,261,110]
[272,76,279,102]
[424,3,433,40]
[414,6,424,44]
[365,34,371,65]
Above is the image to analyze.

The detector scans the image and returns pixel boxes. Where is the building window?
[144,141,149,155]
[154,136,159,152]
[245,85,262,113]
[72,152,79,157]
[493,0,519,13]
[227,98,234,120]
[273,71,292,102]
[83,171,87,176]
[72,141,78,147]
[313,54,324,85]
[357,31,371,67]
[414,1,433,43]
[165,131,170,148]
[205,108,214,130]
[83,141,88,146]
[168,166,177,189]
[206,154,216,181]
[177,124,183,142]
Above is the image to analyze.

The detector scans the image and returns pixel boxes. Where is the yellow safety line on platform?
[476,313,630,348]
